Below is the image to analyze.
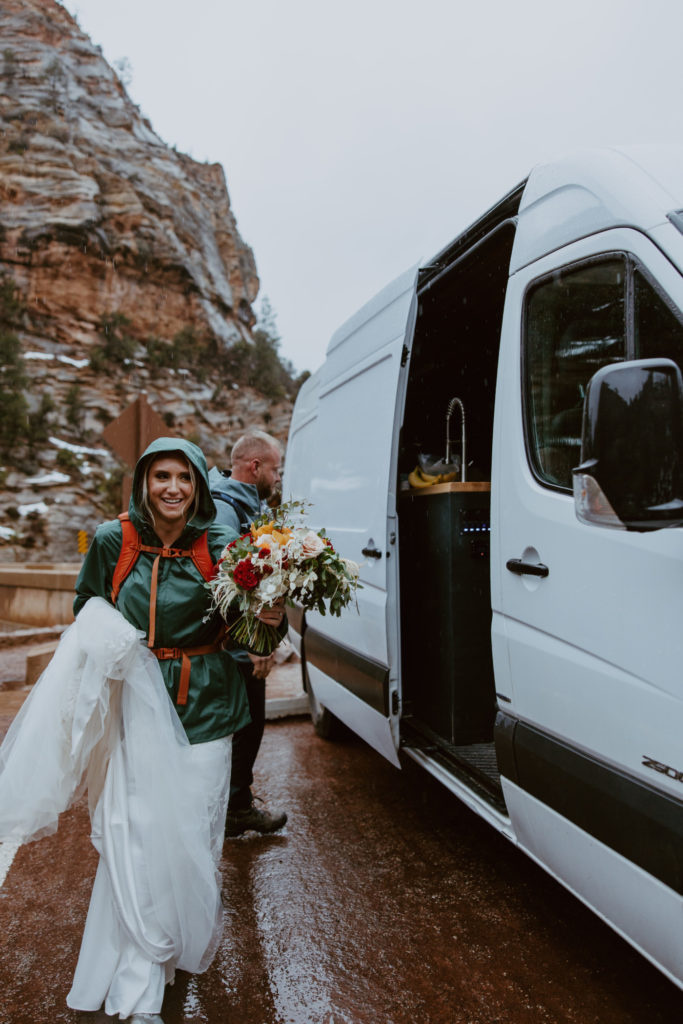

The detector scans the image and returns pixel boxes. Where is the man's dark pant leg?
[229,659,266,811]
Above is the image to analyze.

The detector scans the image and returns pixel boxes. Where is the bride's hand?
[256,600,285,628]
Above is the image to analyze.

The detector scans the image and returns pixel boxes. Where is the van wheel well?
[302,653,343,740]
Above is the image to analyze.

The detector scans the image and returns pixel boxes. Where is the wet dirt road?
[2,715,683,1024]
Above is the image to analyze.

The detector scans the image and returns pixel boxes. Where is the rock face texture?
[0,0,295,565]
[0,0,259,348]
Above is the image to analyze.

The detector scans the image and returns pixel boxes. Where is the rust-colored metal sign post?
[102,392,169,468]
[102,393,171,511]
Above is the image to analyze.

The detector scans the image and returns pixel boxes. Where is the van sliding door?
[302,265,419,766]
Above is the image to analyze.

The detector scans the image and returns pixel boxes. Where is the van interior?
[397,211,518,811]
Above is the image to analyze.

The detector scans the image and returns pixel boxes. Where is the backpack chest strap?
[111,514,220,706]
[145,545,193,649]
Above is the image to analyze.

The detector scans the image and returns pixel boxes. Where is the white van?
[283,145,683,989]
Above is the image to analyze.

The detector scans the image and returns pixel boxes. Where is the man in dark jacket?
[209,430,288,837]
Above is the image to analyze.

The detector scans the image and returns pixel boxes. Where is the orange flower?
[252,522,274,539]
[252,522,292,547]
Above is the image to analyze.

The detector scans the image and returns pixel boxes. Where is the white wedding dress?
[0,597,230,1019]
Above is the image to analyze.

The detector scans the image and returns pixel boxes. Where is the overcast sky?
[62,0,683,373]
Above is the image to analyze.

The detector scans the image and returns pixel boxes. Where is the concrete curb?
[265,695,310,720]
[0,625,69,649]
[0,565,79,627]
[26,642,60,686]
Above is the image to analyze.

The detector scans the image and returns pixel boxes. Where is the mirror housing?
[573,358,683,531]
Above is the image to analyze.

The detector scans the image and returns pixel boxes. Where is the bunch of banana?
[408,465,459,489]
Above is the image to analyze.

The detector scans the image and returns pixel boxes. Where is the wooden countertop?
[403,480,491,497]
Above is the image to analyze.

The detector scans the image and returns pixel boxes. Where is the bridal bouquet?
[207,499,361,655]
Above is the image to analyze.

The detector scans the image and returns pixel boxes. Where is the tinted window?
[525,259,626,489]
[635,270,683,376]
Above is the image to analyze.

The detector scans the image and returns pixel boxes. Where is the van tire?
[304,661,342,740]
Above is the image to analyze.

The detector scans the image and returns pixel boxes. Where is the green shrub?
[44,59,66,113]
[171,326,198,365]
[145,336,174,370]
[27,392,55,447]
[211,298,306,401]
[98,466,126,518]
[94,406,111,425]
[0,274,24,328]
[56,448,80,473]
[89,348,106,373]
[65,383,83,428]
[91,312,137,368]
[3,48,16,88]
[0,328,29,455]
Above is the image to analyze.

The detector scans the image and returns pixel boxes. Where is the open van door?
[299,265,419,767]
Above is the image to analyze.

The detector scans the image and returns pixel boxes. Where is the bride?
[0,437,284,1023]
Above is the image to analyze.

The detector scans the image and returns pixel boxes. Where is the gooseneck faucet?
[445,397,466,482]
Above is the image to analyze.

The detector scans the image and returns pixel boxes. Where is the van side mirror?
[573,358,683,531]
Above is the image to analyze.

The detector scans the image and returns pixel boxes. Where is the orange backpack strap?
[111,515,216,604]
[111,512,142,604]
[190,530,218,582]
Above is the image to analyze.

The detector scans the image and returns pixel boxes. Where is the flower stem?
[228,614,281,655]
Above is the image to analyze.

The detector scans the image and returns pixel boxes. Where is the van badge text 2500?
[642,755,683,784]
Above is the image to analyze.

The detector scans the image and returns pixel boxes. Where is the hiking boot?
[225,800,287,837]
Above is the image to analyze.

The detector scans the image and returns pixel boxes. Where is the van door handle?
[362,541,383,559]
[506,558,549,578]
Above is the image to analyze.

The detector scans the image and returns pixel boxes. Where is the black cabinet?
[399,483,495,744]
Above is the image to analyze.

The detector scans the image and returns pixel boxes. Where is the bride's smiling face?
[146,455,195,529]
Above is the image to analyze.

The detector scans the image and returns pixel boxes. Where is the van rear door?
[301,265,419,766]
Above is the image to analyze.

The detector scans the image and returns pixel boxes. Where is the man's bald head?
[230,431,282,500]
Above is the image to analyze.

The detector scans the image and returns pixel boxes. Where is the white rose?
[259,572,284,600]
[301,532,325,558]
[341,557,360,578]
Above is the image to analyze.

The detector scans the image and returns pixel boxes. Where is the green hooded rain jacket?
[74,437,251,744]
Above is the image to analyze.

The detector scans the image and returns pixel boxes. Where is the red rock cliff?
[0,0,259,349]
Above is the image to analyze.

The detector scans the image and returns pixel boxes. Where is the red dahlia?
[233,559,259,590]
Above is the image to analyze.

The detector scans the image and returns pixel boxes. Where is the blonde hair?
[139,453,200,530]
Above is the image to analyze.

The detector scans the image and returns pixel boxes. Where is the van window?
[525,259,626,490]
[635,269,683,375]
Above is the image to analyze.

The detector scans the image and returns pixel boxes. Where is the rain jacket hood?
[130,437,216,540]
[207,466,261,534]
